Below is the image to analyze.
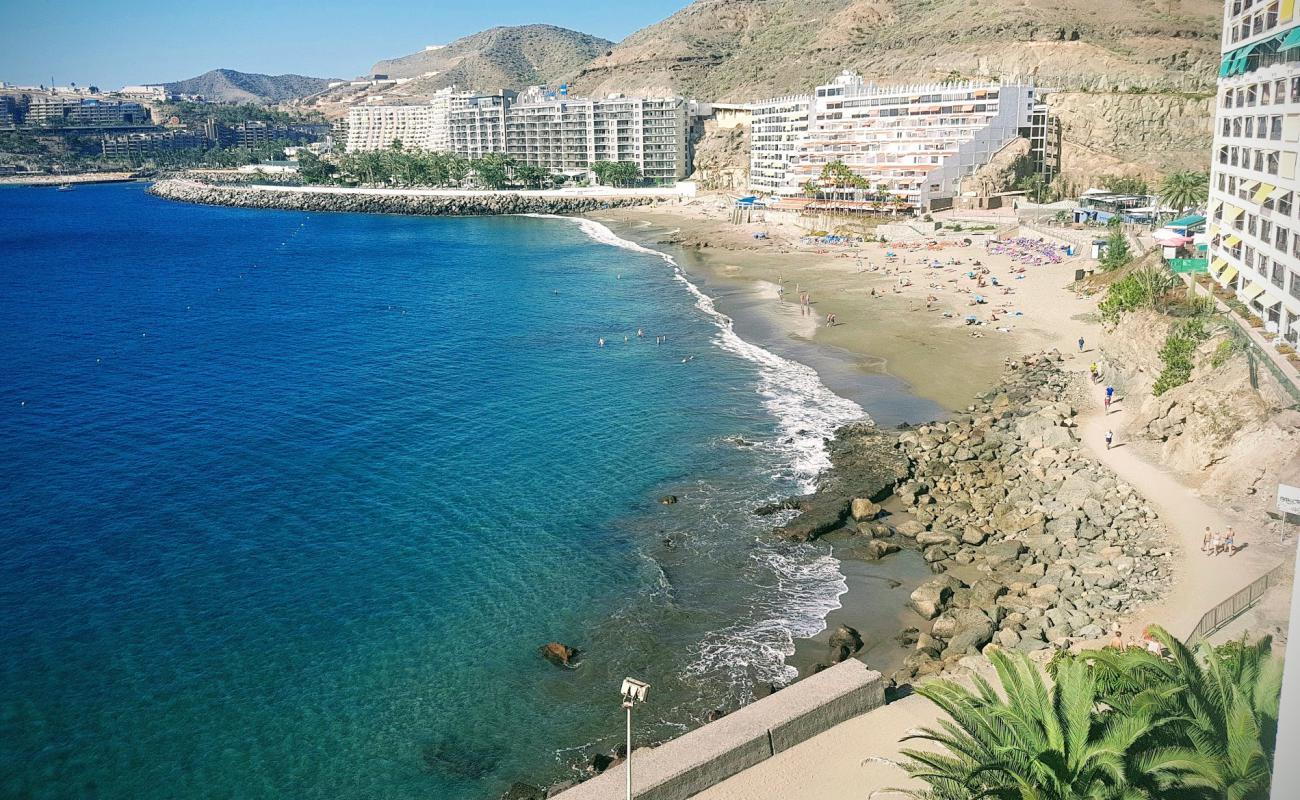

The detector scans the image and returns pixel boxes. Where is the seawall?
[147,178,670,217]
[550,659,884,800]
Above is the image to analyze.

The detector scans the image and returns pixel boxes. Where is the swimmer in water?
[598,338,605,347]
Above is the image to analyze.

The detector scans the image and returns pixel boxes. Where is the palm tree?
[897,650,1161,799]
[1159,171,1210,215]
[1075,626,1282,800]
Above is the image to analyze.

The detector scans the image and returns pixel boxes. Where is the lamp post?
[619,677,649,800]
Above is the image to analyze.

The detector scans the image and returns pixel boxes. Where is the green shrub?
[1153,319,1209,395]
[1211,338,1239,367]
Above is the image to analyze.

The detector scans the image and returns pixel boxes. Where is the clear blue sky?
[1,0,692,88]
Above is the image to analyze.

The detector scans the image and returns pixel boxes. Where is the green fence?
[1167,258,1208,273]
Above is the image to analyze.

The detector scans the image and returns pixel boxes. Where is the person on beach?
[1090,362,1099,383]
[1108,630,1124,649]
[1203,526,1213,552]
[1104,395,1111,413]
[1105,429,1114,450]
[1106,385,1115,401]
[1211,530,1223,555]
[1225,526,1236,555]
[1078,336,1086,353]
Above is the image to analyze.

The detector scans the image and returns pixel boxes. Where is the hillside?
[370,25,612,90]
[566,0,1225,183]
[163,69,338,104]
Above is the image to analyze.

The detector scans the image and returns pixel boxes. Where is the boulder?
[659,495,679,505]
[961,525,988,545]
[501,783,546,800]
[895,520,926,538]
[828,625,864,663]
[850,498,882,521]
[864,539,900,560]
[910,577,956,619]
[539,643,579,668]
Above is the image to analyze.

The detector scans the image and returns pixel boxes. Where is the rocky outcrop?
[689,121,749,191]
[539,643,580,668]
[148,179,661,217]
[774,422,911,542]
[827,624,864,663]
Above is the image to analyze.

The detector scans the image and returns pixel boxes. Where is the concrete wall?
[552,660,884,800]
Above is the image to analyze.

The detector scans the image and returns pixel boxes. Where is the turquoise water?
[0,184,875,799]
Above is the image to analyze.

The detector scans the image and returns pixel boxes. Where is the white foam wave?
[564,216,865,493]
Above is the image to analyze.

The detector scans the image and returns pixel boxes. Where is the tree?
[1074,627,1282,799]
[1019,173,1048,204]
[592,160,641,187]
[898,649,1164,799]
[1159,171,1209,214]
[296,150,333,184]
[513,164,551,189]
[1100,174,1150,196]
[1100,224,1132,271]
[471,153,515,189]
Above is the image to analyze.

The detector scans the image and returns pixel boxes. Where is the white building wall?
[1206,0,1300,342]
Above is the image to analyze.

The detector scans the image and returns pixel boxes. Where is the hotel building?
[24,96,147,127]
[749,72,1042,210]
[449,91,515,159]
[1206,0,1300,342]
[502,95,691,183]
[345,87,472,153]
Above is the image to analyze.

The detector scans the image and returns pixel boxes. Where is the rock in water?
[659,495,678,505]
[850,498,882,521]
[501,783,546,800]
[828,624,864,663]
[539,642,579,667]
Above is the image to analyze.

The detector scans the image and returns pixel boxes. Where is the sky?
[0,0,692,88]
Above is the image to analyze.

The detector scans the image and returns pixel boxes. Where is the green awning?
[1220,55,1235,77]
[1166,214,1206,229]
[1281,27,1300,51]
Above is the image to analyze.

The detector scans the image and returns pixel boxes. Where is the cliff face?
[566,0,1223,180]
[690,122,751,191]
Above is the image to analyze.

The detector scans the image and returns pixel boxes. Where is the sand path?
[1074,376,1277,641]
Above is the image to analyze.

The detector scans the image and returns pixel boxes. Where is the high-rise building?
[24,96,147,127]
[1206,0,1300,343]
[449,92,515,158]
[749,72,1042,210]
[503,95,691,182]
[101,130,208,159]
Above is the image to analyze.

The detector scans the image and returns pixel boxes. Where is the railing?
[1187,562,1286,643]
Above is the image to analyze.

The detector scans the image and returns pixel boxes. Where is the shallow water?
[0,184,927,799]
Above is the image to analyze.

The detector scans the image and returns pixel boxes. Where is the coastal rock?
[659,495,679,505]
[864,539,900,560]
[828,624,864,663]
[910,577,956,619]
[850,498,883,521]
[895,520,926,538]
[539,643,579,668]
[501,783,546,800]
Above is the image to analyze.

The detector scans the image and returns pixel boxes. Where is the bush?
[1211,338,1240,367]
[1153,319,1209,395]
[1098,267,1180,322]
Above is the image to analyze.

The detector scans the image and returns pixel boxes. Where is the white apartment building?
[450,92,513,158]
[749,72,1039,209]
[750,95,811,194]
[344,87,471,153]
[25,96,148,127]
[1206,0,1300,343]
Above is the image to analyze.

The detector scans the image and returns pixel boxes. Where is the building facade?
[449,92,515,159]
[749,72,1041,210]
[1206,0,1300,343]
[344,88,471,153]
[24,96,147,127]
[101,130,208,159]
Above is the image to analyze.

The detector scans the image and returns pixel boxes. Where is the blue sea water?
[0,184,870,799]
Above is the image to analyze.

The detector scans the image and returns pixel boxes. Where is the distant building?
[0,95,18,128]
[344,87,471,153]
[1205,0,1300,342]
[117,85,170,102]
[749,71,1044,210]
[202,119,326,149]
[101,130,208,159]
[25,96,147,127]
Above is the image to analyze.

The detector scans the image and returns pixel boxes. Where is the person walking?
[1104,429,1114,450]
[1106,385,1115,401]
[1211,530,1223,555]
[1078,336,1085,352]
[1090,362,1099,383]
[1202,526,1213,552]
[1104,395,1112,414]
[1225,526,1236,555]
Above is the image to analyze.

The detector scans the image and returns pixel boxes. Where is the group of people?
[1202,525,1240,556]
[1107,626,1170,657]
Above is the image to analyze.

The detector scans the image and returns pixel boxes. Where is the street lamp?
[620,677,649,800]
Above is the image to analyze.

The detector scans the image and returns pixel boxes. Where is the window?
[1262,82,1271,105]
[1293,77,1300,103]
[1224,117,1233,136]
[1276,80,1286,101]
[1239,117,1248,136]
[1267,151,1279,174]
[1281,192,1294,216]
[1249,215,1258,237]
[1271,260,1285,288]
[1278,227,1290,252]
[1257,116,1268,138]
[1272,116,1283,140]
[1260,255,1271,280]
[1244,245,1254,268]
[1292,273,1300,301]
[1260,219,1271,242]
[1247,85,1257,106]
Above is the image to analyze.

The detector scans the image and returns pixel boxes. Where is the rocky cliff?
[566,0,1224,181]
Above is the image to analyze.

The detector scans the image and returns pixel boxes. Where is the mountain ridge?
[163,69,338,104]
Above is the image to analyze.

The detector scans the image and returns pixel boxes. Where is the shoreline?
[0,171,140,186]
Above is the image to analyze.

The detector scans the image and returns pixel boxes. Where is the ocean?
[1,183,884,799]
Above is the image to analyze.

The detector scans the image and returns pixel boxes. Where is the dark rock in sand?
[539,643,579,668]
[706,708,728,722]
[589,753,615,775]
[895,627,921,646]
[828,624,864,663]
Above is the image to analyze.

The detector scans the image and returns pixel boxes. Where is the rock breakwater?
[768,352,1174,684]
[148,178,661,217]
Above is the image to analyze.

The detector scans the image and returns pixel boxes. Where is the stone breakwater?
[769,352,1173,684]
[148,179,661,217]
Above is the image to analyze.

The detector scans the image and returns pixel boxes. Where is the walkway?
[1074,375,1276,640]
